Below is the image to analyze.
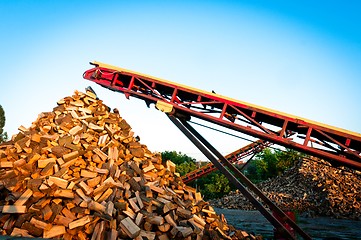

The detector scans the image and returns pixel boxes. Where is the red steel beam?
[182,130,294,183]
[182,138,273,184]
[83,61,361,170]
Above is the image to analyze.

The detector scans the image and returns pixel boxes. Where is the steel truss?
[83,61,361,170]
[182,129,295,183]
[182,136,272,184]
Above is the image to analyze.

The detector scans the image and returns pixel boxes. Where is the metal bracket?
[156,101,175,114]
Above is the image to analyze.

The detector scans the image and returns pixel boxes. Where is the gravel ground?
[215,208,361,240]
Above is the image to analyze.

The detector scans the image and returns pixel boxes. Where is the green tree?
[244,148,303,183]
[161,151,197,176]
[277,148,304,172]
[0,105,7,143]
[161,151,232,200]
[260,148,279,178]
[203,173,231,199]
[244,161,259,182]
[176,161,198,176]
[161,151,195,166]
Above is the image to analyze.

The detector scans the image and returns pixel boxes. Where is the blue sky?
[1,1,360,159]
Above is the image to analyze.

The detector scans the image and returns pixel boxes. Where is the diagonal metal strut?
[168,114,312,240]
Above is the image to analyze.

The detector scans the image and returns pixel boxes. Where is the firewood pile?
[211,158,361,220]
[0,89,260,239]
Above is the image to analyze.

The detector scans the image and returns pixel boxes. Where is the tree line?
[0,105,7,143]
[162,148,304,200]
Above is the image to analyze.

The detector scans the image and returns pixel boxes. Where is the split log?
[43,225,66,238]
[119,217,141,238]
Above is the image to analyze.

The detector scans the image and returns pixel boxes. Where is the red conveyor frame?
[83,61,361,171]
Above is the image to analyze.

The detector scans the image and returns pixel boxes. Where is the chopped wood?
[63,151,79,162]
[78,181,93,195]
[109,228,118,240]
[135,212,144,226]
[38,158,56,168]
[30,217,52,230]
[145,186,153,198]
[54,214,72,227]
[41,205,53,221]
[177,207,192,219]
[69,125,83,135]
[87,176,101,188]
[149,185,165,194]
[43,225,66,238]
[139,230,156,240]
[2,205,27,214]
[93,148,108,161]
[89,123,104,131]
[128,197,140,212]
[143,164,155,173]
[135,192,144,210]
[147,216,164,225]
[158,222,171,232]
[211,157,361,220]
[11,228,33,237]
[105,201,114,216]
[129,161,142,175]
[61,207,77,220]
[67,181,76,190]
[128,178,141,192]
[0,161,13,168]
[164,213,177,227]
[96,188,113,202]
[88,200,105,213]
[0,89,259,239]
[177,226,193,237]
[93,183,111,198]
[188,218,203,234]
[192,214,206,227]
[201,208,216,216]
[91,166,109,175]
[195,192,202,202]
[69,216,91,229]
[108,145,118,160]
[48,176,69,189]
[158,233,170,240]
[85,89,97,99]
[75,188,91,202]
[14,189,33,206]
[166,160,176,173]
[123,208,136,220]
[119,217,141,238]
[81,169,98,178]
[54,189,74,198]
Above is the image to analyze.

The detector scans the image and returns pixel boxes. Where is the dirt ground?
[215,208,361,240]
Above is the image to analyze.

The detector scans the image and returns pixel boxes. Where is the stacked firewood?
[0,89,259,239]
[211,158,361,220]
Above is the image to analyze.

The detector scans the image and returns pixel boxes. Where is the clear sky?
[1,1,360,160]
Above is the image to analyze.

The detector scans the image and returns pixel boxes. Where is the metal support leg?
[180,119,311,239]
[168,116,300,239]
[168,115,311,239]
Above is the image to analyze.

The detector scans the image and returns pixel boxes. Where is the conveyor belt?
[83,61,361,170]
[182,138,272,184]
